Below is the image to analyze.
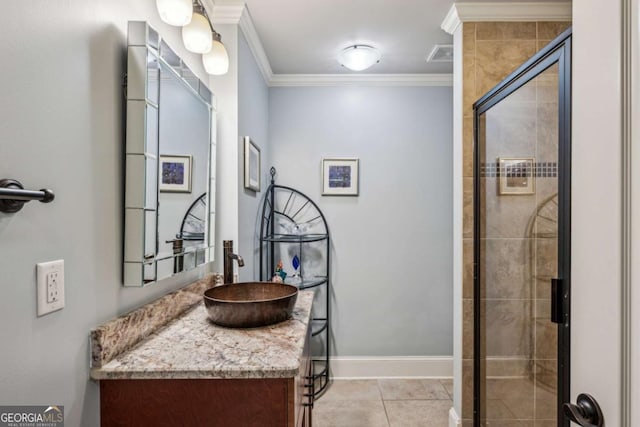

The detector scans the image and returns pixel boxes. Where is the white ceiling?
[216,0,570,75]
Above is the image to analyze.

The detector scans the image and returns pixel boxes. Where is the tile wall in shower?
[461,21,571,426]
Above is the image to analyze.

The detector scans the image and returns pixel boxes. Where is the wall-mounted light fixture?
[182,3,212,54]
[203,30,230,75]
[338,45,381,71]
[156,0,192,26]
[156,0,229,75]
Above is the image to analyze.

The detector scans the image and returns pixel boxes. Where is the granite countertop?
[90,290,314,380]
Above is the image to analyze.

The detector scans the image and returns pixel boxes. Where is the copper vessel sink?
[203,282,298,328]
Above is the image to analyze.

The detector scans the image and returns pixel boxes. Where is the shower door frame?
[472,28,572,427]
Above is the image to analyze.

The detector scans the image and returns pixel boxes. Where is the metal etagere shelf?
[259,167,331,399]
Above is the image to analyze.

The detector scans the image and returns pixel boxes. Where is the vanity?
[91,276,314,426]
[99,21,314,426]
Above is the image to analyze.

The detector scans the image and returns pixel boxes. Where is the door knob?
[563,393,604,426]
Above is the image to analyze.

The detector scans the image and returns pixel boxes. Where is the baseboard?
[449,407,461,427]
[329,356,453,379]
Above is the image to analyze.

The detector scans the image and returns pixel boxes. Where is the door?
[570,0,631,426]
[473,30,571,427]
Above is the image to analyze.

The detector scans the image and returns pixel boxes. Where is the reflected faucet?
[166,238,184,274]
[223,240,244,283]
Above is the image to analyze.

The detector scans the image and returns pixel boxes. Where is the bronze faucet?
[223,240,244,283]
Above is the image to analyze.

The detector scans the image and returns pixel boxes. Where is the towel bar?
[0,179,55,213]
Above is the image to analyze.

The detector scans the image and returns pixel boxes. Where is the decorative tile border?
[90,274,223,368]
[480,161,558,178]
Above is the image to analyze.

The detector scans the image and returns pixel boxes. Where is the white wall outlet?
[36,260,65,316]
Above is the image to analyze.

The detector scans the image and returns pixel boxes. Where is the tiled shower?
[478,64,559,426]
[461,21,571,426]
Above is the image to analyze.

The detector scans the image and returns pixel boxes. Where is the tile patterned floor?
[482,377,557,426]
[313,379,453,427]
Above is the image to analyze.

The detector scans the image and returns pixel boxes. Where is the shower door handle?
[563,393,604,426]
[551,278,565,324]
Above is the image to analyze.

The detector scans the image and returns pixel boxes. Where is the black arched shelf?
[259,167,331,398]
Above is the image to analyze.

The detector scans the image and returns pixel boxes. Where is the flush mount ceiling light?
[156,0,192,26]
[182,4,212,54]
[338,45,381,71]
[203,31,229,75]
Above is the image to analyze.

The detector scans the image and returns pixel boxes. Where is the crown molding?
[269,73,453,87]
[209,3,274,84]
[441,2,572,35]
[238,7,274,83]
[209,4,245,24]
[441,5,462,35]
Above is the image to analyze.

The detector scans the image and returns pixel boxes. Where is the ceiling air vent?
[426,44,453,62]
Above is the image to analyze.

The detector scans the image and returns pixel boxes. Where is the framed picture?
[159,155,192,193]
[244,137,261,192]
[322,158,359,196]
[498,157,535,195]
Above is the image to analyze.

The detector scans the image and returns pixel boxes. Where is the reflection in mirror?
[124,21,216,287]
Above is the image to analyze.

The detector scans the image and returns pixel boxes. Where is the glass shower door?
[473,30,571,427]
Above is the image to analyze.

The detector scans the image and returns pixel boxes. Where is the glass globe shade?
[156,0,192,26]
[203,40,229,75]
[182,13,212,54]
[338,45,381,71]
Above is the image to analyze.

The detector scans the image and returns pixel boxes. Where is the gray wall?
[269,86,453,356]
[237,32,269,281]
[0,2,212,426]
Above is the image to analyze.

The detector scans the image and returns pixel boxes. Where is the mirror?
[123,21,216,286]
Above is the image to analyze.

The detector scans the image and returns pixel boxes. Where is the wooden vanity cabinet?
[99,324,312,427]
